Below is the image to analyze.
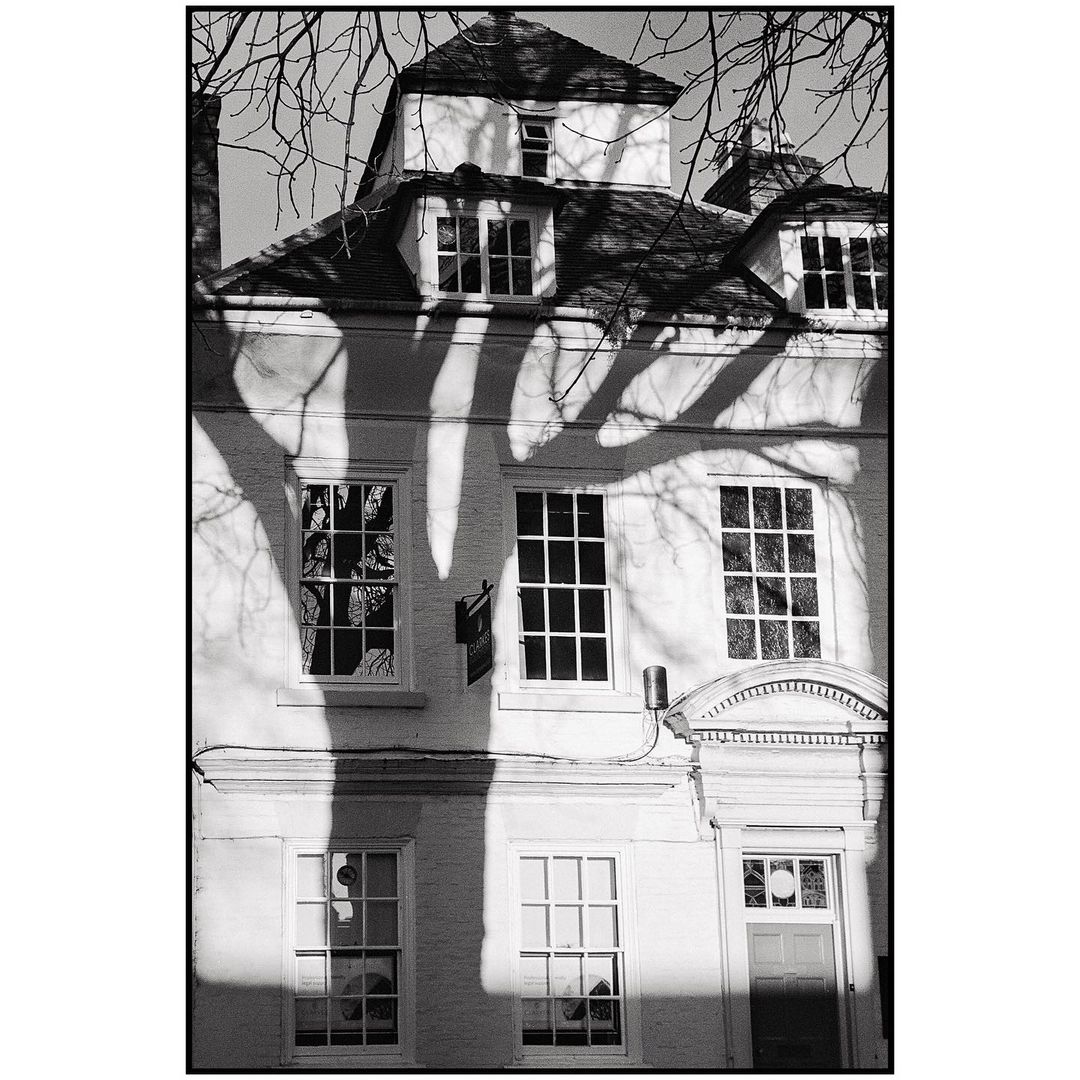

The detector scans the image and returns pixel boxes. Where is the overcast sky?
[210,8,889,267]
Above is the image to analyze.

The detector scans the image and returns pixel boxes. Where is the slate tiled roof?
[398,11,682,104]
[197,174,779,320]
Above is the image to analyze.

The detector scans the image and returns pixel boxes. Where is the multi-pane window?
[521,119,553,178]
[293,850,403,1049]
[515,491,609,683]
[719,485,821,661]
[518,855,624,1048]
[300,482,398,680]
[436,214,534,296]
[801,232,888,312]
[743,856,830,911]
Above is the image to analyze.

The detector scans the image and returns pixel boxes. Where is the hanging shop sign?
[455,580,494,686]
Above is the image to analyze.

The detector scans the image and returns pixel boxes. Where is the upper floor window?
[437,214,534,297]
[799,230,888,313]
[515,490,610,686]
[719,484,821,661]
[299,480,401,682]
[290,844,413,1061]
[520,118,554,179]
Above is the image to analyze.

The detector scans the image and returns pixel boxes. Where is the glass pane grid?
[300,483,398,679]
[517,492,610,684]
[295,851,402,1050]
[720,485,820,661]
[519,856,623,1048]
[742,856,831,911]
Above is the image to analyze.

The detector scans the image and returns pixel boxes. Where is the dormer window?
[520,119,553,179]
[434,213,536,297]
[797,228,888,313]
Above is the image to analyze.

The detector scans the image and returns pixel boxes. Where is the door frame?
[712,824,875,1069]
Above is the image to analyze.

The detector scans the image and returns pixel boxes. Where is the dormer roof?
[397,11,682,104]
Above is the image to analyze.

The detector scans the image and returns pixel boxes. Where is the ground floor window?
[517,854,625,1049]
[291,847,406,1054]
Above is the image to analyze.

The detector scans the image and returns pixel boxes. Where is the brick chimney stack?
[703,119,822,216]
[191,94,222,282]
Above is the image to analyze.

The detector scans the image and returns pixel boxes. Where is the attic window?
[799,231,888,313]
[520,119,553,179]
[436,214,534,297]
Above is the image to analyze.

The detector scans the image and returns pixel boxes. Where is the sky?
[206,7,889,269]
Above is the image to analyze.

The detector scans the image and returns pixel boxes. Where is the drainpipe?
[710,816,737,1068]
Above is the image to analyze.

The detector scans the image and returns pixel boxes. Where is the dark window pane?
[722,531,752,572]
[578,590,606,633]
[825,272,847,308]
[576,494,604,537]
[302,533,330,578]
[755,533,785,573]
[787,533,816,574]
[301,583,329,626]
[364,534,395,579]
[757,577,788,615]
[523,635,547,679]
[489,257,509,294]
[724,576,754,615]
[579,541,606,584]
[512,259,533,296]
[849,236,870,271]
[438,255,458,291]
[365,587,394,627]
[548,589,575,632]
[460,254,481,293]
[519,540,545,582]
[727,619,756,659]
[719,486,749,528]
[785,488,814,530]
[302,485,330,529]
[800,236,821,271]
[459,216,480,252]
[800,859,828,908]
[524,122,549,141]
[362,630,395,677]
[804,274,825,308]
[547,493,574,535]
[743,858,767,907]
[522,150,547,177]
[520,588,545,631]
[760,619,789,659]
[335,485,366,529]
[363,485,392,528]
[580,637,608,682]
[793,621,821,658]
[877,274,889,309]
[753,487,782,530]
[301,627,332,674]
[516,492,544,536]
[789,577,819,617]
[333,584,363,627]
[822,236,843,270]
[548,541,575,583]
[436,218,456,250]
[550,637,577,680]
[511,220,532,256]
[487,219,508,254]
[872,234,889,271]
[853,274,874,310]
[333,630,365,674]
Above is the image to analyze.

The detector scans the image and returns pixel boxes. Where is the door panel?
[747,923,841,1069]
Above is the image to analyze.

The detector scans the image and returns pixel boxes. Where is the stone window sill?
[277,688,428,708]
[497,691,642,713]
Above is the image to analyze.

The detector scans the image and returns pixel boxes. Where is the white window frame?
[500,472,630,694]
[741,854,836,916]
[519,116,555,179]
[281,838,416,1066]
[781,221,888,322]
[417,196,557,301]
[508,842,643,1066]
[285,459,414,689]
[707,474,837,665]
